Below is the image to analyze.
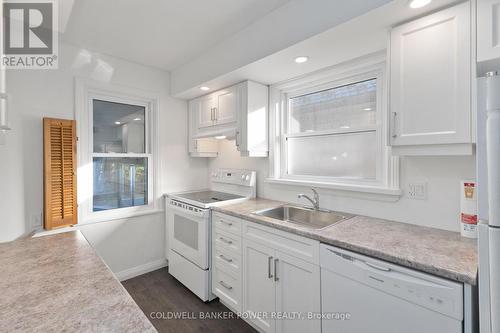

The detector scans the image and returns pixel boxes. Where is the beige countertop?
[213,198,478,285]
[0,231,156,333]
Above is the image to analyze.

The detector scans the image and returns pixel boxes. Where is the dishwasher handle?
[364,261,392,272]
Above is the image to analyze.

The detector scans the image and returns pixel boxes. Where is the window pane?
[287,132,377,180]
[289,79,377,134]
[93,99,146,153]
[93,157,148,211]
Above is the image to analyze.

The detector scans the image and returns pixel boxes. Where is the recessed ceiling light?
[215,135,227,140]
[409,0,431,9]
[115,121,121,125]
[200,86,210,91]
[364,108,372,111]
[295,56,309,64]
[133,118,141,121]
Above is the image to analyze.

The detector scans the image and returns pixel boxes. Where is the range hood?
[194,126,237,140]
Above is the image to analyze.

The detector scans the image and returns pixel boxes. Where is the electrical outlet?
[407,182,427,200]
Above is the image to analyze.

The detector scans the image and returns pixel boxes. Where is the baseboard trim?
[115,258,168,282]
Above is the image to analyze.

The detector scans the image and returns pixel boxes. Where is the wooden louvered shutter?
[43,118,77,230]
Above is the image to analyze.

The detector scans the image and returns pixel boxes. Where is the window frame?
[268,53,401,198]
[75,78,161,224]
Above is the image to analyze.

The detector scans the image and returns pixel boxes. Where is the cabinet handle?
[219,254,233,263]
[194,139,198,150]
[211,108,214,121]
[219,237,233,245]
[214,107,218,121]
[268,256,274,279]
[219,281,233,290]
[391,112,398,138]
[274,258,279,282]
[220,220,233,226]
[235,130,241,151]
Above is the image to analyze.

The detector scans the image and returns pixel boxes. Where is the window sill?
[264,178,402,201]
[80,208,164,226]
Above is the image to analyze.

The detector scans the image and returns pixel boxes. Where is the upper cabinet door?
[390,2,471,146]
[478,0,500,65]
[198,95,216,129]
[215,87,238,126]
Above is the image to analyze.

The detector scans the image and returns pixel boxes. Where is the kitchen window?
[76,79,160,223]
[268,55,400,197]
[92,99,149,212]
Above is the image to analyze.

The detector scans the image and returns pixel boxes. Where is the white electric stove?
[165,169,256,301]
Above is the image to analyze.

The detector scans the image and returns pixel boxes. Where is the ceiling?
[176,0,462,99]
[61,0,290,71]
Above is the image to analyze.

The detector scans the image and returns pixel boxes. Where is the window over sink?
[268,53,400,197]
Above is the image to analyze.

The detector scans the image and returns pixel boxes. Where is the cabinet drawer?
[243,221,319,265]
[213,267,241,312]
[214,229,241,254]
[214,247,241,277]
[213,212,242,236]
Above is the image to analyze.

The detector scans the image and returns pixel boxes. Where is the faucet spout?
[298,188,320,210]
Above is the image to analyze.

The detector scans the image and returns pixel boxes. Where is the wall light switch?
[407,182,427,200]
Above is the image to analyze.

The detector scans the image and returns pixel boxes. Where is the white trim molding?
[268,52,400,199]
[115,258,168,281]
[75,77,162,224]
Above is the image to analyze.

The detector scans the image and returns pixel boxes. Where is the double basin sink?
[253,205,353,230]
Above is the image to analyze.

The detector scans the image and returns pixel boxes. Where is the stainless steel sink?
[253,205,353,230]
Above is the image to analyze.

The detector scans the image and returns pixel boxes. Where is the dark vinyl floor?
[122,267,257,333]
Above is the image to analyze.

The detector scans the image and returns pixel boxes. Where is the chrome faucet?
[298,188,320,210]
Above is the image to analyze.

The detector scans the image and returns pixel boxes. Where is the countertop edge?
[212,205,478,286]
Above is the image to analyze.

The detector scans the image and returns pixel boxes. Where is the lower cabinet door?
[243,239,276,333]
[275,251,321,333]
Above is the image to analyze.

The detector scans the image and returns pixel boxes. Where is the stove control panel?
[211,169,256,187]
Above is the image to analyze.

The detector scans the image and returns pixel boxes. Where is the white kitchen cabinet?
[188,100,218,157]
[241,220,321,333]
[212,212,244,312]
[242,239,276,333]
[235,81,269,157]
[390,2,473,155]
[197,95,216,129]
[215,86,238,126]
[188,80,268,157]
[478,0,500,74]
[275,251,321,333]
[193,88,237,130]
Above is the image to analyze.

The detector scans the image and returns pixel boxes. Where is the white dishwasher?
[320,244,463,333]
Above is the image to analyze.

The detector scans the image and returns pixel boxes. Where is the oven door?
[167,200,210,270]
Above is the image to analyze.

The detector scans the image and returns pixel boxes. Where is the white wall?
[209,140,475,232]
[0,43,208,276]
